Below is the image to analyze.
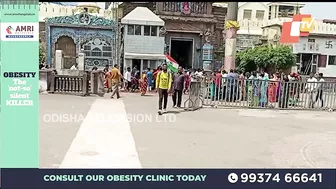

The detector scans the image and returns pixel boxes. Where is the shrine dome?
[74,2,101,16]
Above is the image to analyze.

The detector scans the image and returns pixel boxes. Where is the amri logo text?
[6,25,35,39]
[0,23,39,41]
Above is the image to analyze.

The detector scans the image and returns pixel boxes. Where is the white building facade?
[38,2,123,22]
[214,2,336,76]
[121,7,165,74]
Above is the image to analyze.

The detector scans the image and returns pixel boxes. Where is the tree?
[236,45,295,72]
[39,45,46,64]
[213,46,225,61]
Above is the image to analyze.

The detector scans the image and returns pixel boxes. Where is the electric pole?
[223,2,239,71]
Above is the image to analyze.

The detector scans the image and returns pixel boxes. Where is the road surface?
[40,92,336,168]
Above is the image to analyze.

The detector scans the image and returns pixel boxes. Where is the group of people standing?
[135,64,191,114]
[209,68,326,109]
[104,63,197,113]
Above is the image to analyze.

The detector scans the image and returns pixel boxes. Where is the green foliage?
[236,45,295,72]
[213,46,225,61]
[39,45,46,64]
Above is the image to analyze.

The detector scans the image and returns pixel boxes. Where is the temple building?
[121,7,165,74]
[43,2,117,70]
[119,2,226,69]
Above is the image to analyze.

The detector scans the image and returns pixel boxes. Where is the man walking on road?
[172,66,185,108]
[124,67,132,92]
[156,63,172,114]
[110,64,121,99]
[315,72,325,108]
[305,73,317,108]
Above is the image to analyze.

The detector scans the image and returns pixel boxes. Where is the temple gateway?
[44,3,117,71]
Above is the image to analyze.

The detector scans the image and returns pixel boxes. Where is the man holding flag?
[165,54,179,73]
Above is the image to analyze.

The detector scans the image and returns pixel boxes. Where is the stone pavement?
[40,92,336,168]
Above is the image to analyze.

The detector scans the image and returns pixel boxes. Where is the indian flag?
[165,54,179,73]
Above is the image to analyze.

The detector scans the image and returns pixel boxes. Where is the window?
[83,45,112,58]
[151,26,157,36]
[328,55,336,65]
[243,9,252,20]
[162,2,207,14]
[143,60,149,68]
[103,46,111,51]
[149,60,157,69]
[127,25,134,35]
[256,10,265,20]
[83,45,91,56]
[91,47,102,57]
[134,25,141,35]
[278,5,294,17]
[144,26,150,36]
[308,39,315,43]
[318,55,327,68]
[102,46,112,57]
[202,49,213,60]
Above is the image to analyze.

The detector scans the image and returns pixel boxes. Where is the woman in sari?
[104,71,112,92]
[247,71,259,107]
[268,73,279,103]
[184,70,191,94]
[139,71,148,96]
[259,73,269,107]
[238,71,245,101]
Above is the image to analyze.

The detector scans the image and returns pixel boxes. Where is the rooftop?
[121,7,164,26]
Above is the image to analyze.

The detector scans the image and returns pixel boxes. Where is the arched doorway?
[56,36,76,69]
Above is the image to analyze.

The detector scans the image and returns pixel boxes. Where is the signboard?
[202,43,213,61]
[280,14,314,44]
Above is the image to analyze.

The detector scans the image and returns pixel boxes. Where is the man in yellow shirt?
[156,63,172,114]
[110,64,121,99]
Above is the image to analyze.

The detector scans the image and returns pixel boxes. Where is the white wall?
[39,3,122,22]
[238,3,269,21]
[293,36,336,77]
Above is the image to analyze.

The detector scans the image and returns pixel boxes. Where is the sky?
[57,2,336,20]
[301,3,336,20]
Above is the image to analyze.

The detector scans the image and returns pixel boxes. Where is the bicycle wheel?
[184,98,194,110]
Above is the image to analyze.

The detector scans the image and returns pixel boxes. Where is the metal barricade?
[201,76,336,111]
[184,77,203,111]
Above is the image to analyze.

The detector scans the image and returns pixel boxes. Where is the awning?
[124,53,166,60]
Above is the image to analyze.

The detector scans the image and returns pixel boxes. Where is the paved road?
[40,92,336,168]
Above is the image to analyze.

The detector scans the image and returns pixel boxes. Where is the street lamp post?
[223,2,239,71]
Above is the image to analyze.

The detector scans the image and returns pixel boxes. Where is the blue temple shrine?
[45,11,116,70]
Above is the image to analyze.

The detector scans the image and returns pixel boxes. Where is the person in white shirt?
[315,72,325,108]
[196,69,203,76]
[305,73,317,108]
[190,69,197,82]
[70,63,78,70]
[124,67,132,92]
[306,73,317,92]
[222,70,228,78]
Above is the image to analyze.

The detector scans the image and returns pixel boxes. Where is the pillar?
[55,50,63,71]
[223,2,239,72]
